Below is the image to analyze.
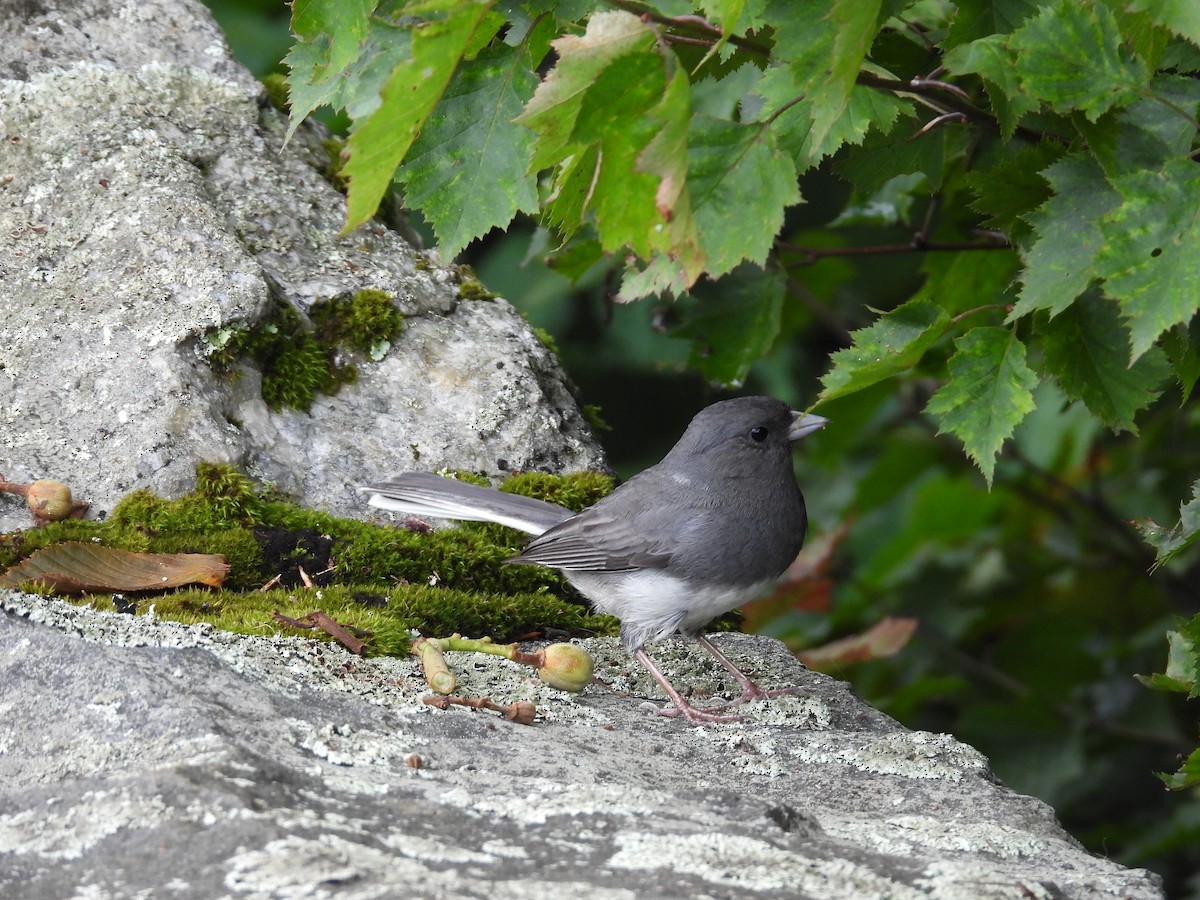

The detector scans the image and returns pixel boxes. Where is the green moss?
[500,471,613,512]
[112,463,266,529]
[200,291,404,412]
[531,327,559,357]
[0,462,623,656]
[318,137,348,191]
[453,264,497,301]
[582,404,611,433]
[262,334,337,410]
[311,288,404,359]
[260,73,290,112]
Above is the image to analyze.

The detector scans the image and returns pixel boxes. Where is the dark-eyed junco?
[362,396,827,725]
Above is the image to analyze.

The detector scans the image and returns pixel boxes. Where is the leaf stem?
[776,237,1012,265]
[1145,88,1200,131]
[950,304,1011,325]
[605,0,771,57]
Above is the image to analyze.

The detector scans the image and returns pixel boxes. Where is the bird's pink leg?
[634,648,742,725]
[695,635,799,706]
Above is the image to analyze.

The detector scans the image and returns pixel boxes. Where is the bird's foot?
[640,699,742,725]
[724,683,800,708]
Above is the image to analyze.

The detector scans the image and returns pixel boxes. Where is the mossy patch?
[200,290,405,411]
[259,72,290,113]
[318,136,348,191]
[0,463,620,657]
[453,264,497,301]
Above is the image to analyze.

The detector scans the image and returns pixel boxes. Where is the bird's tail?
[360,472,571,536]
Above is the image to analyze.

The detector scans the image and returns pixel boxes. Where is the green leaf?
[1158,746,1200,791]
[942,0,1042,49]
[942,34,1038,138]
[692,64,763,119]
[831,173,923,228]
[543,144,601,244]
[1162,319,1200,403]
[285,0,376,138]
[518,11,685,261]
[1008,0,1150,122]
[698,0,768,56]
[1038,292,1169,432]
[925,327,1038,486]
[1111,75,1200,174]
[341,0,501,233]
[1136,617,1200,714]
[286,3,412,141]
[687,116,800,277]
[517,11,658,171]
[637,69,704,284]
[1095,157,1200,360]
[1010,155,1121,319]
[618,254,689,302]
[397,44,539,257]
[701,0,766,32]
[672,264,785,388]
[1135,478,1200,568]
[914,249,1021,315]
[832,114,968,194]
[1128,0,1200,46]
[583,67,673,258]
[814,0,884,143]
[964,141,1064,235]
[759,66,908,165]
[818,299,953,404]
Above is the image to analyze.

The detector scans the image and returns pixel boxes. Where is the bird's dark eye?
[749,426,769,443]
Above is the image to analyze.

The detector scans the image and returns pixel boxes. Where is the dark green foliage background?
[203,1,1199,893]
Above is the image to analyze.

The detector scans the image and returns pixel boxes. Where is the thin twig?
[950,304,1011,325]
[605,0,771,57]
[422,694,538,725]
[777,238,1012,265]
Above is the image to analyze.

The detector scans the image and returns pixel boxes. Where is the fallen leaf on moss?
[0,542,229,594]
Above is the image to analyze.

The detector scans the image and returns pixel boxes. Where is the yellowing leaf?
[342,0,501,233]
[799,616,918,671]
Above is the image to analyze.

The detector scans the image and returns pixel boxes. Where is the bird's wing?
[360,473,572,536]
[508,471,688,572]
[508,518,675,571]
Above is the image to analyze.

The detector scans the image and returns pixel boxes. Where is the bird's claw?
[640,699,742,725]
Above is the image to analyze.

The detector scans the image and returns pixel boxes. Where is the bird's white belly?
[565,569,778,651]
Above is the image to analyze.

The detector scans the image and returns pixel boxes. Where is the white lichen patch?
[607,831,927,898]
[439,778,665,827]
[0,591,426,715]
[788,730,990,781]
[826,815,1051,860]
[0,790,171,861]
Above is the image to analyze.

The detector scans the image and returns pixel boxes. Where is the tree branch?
[777,236,1012,265]
[604,0,771,57]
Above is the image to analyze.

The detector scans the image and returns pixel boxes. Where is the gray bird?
[361,396,827,725]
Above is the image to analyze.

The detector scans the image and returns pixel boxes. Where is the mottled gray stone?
[0,589,1165,899]
[0,0,604,533]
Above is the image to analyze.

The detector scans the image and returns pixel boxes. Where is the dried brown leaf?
[0,542,228,594]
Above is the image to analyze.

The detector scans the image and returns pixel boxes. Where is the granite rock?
[0,589,1165,899]
[0,0,605,533]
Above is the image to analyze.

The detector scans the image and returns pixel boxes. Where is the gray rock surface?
[0,589,1164,899]
[0,0,605,533]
